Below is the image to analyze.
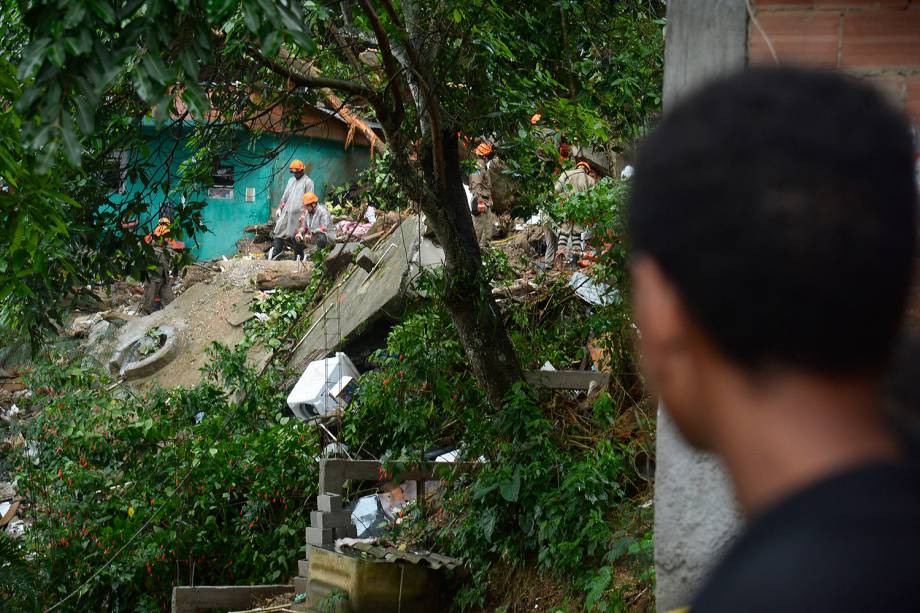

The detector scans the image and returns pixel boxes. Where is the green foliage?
[9,344,317,611]
[0,531,39,610]
[246,274,324,350]
[343,305,491,459]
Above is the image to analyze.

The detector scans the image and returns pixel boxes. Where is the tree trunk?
[256,268,314,290]
[418,131,523,407]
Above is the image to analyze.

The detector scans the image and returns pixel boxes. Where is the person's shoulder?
[693,462,920,612]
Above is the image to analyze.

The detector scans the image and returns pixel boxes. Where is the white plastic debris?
[7,518,26,537]
[350,494,388,538]
[334,536,377,553]
[435,449,460,463]
[540,361,556,371]
[286,352,360,419]
[253,312,270,322]
[321,441,350,458]
[568,271,620,307]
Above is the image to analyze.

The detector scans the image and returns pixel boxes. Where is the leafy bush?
[10,344,317,612]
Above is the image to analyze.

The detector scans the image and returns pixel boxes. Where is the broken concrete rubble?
[110,325,181,380]
[323,242,361,278]
[103,259,305,390]
[288,215,445,374]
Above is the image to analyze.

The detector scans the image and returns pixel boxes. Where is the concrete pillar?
[654,2,748,610]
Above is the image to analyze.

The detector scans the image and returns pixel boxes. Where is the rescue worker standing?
[270,159,314,260]
[469,142,494,215]
[295,192,336,251]
[548,160,597,266]
[142,217,181,313]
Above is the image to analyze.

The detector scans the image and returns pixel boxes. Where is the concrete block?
[298,559,310,576]
[293,575,309,595]
[317,493,342,513]
[310,510,350,530]
[324,242,360,277]
[355,248,379,272]
[334,524,358,540]
[305,526,335,546]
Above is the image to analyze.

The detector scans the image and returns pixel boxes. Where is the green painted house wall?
[116,125,370,260]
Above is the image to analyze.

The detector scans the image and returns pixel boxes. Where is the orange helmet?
[153,217,171,237]
[475,142,493,157]
[289,160,305,172]
[302,192,318,205]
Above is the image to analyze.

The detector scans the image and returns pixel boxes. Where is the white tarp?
[286,352,360,419]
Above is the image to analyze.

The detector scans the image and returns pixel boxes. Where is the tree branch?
[249,48,387,156]
[377,0,447,187]
[327,22,377,94]
[249,49,375,100]
[356,0,405,123]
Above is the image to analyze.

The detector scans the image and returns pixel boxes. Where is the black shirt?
[692,461,920,612]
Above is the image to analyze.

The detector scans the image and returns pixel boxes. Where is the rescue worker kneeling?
[295,192,336,252]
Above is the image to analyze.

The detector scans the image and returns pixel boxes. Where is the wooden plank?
[524,370,610,391]
[171,585,294,613]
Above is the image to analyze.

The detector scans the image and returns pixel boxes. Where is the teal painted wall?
[115,126,370,260]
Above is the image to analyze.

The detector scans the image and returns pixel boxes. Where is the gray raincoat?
[273,174,314,239]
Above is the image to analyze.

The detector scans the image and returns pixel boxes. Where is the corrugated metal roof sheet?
[341,542,464,571]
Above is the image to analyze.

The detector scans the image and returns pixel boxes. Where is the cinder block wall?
[750,0,920,123]
[749,1,920,324]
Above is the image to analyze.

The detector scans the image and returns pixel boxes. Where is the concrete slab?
[289,216,441,372]
[108,260,308,390]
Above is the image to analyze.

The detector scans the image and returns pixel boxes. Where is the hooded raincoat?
[273,174,314,239]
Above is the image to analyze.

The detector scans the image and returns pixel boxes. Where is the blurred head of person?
[628,68,918,450]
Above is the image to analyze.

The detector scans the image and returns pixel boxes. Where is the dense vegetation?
[1,0,664,610]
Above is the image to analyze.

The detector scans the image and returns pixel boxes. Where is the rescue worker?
[142,217,182,313]
[270,159,314,260]
[547,160,597,266]
[295,192,336,251]
[469,142,494,215]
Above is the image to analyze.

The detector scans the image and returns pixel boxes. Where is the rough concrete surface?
[289,216,443,373]
[655,2,747,610]
[654,410,741,611]
[106,260,308,390]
